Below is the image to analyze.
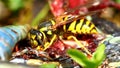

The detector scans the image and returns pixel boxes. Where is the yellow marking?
[31,35,36,39]
[63,25,66,32]
[42,42,50,50]
[86,20,90,26]
[68,20,76,32]
[81,20,91,34]
[76,19,84,33]
[81,20,92,34]
[90,24,95,30]
[81,25,86,34]
[43,34,57,50]
[40,31,46,41]
[90,24,97,34]
[36,46,44,50]
[40,27,47,31]
[47,30,52,35]
[64,16,68,21]
[63,16,69,31]
[67,36,92,56]
[85,20,91,33]
[50,20,56,25]
[71,30,76,33]
[31,40,38,47]
[38,35,42,39]
[91,29,97,34]
[36,31,53,50]
[86,28,90,34]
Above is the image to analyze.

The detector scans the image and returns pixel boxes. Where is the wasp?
[28,0,103,56]
[28,15,98,56]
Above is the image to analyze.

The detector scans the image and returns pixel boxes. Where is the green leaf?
[40,63,57,68]
[92,43,106,65]
[8,0,24,11]
[67,49,94,68]
[67,45,106,68]
[115,0,120,3]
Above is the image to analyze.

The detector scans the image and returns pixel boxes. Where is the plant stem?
[31,3,50,26]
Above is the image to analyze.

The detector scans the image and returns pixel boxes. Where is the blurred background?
[0,0,50,26]
[0,0,120,27]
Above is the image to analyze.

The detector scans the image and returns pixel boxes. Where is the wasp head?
[28,29,45,49]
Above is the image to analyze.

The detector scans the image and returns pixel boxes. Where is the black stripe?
[75,20,80,29]
[80,19,86,33]
[90,27,96,33]
[66,22,71,30]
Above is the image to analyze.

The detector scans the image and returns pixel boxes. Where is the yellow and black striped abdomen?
[63,19,98,34]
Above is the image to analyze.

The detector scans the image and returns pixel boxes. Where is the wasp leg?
[43,34,57,51]
[67,36,92,56]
